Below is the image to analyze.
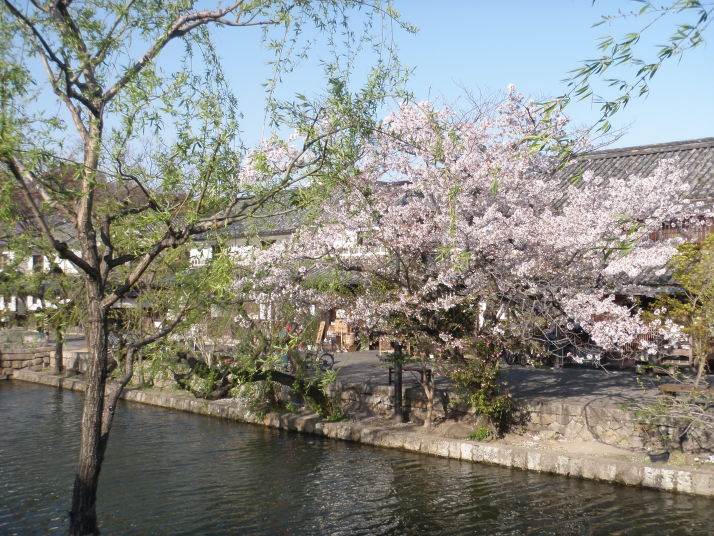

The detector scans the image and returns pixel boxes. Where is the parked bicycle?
[283,345,334,374]
[304,348,334,372]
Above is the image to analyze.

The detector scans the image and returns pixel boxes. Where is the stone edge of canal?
[9,369,714,498]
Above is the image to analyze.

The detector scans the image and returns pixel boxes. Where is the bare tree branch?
[130,305,191,351]
[101,304,191,436]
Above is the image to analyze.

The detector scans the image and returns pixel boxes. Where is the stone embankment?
[11,369,714,498]
[0,330,88,379]
[0,346,88,379]
[329,382,652,451]
[0,347,54,379]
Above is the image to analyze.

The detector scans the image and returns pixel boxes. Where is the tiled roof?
[568,137,714,292]
[205,138,714,242]
[567,137,714,201]
[226,205,308,238]
[194,194,309,241]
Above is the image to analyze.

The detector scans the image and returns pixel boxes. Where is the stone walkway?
[332,350,665,408]
[62,342,684,408]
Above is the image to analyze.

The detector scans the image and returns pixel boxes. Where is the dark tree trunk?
[138,351,144,386]
[422,368,434,428]
[53,326,64,375]
[69,295,108,536]
[390,341,406,423]
[693,340,706,387]
[393,360,404,423]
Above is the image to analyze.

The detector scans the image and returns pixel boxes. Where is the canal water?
[1,381,712,535]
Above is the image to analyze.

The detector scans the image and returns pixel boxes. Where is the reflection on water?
[1,381,712,535]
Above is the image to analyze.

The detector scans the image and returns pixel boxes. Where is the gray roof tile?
[569,137,714,200]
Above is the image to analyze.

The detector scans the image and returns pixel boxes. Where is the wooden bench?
[388,366,432,385]
[657,383,714,397]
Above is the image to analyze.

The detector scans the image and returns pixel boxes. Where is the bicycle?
[306,349,334,372]
[283,345,334,374]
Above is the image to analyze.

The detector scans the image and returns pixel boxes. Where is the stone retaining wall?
[523,400,645,450]
[7,360,704,454]
[329,381,647,450]
[0,347,89,379]
[0,346,53,378]
[329,382,397,418]
[0,330,48,346]
[60,350,89,374]
[11,369,714,497]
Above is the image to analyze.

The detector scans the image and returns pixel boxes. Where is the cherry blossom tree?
[246,87,693,425]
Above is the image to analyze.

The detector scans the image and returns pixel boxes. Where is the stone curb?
[11,370,714,498]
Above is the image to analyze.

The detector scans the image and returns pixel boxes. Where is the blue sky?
[212,0,713,149]
[396,1,713,148]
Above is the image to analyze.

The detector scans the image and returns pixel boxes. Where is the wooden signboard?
[315,321,326,345]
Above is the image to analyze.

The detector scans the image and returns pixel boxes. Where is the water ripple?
[2,381,713,535]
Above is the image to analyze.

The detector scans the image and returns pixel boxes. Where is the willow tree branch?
[79,0,138,84]
[2,154,98,278]
[2,0,66,71]
[130,306,191,352]
[103,1,282,104]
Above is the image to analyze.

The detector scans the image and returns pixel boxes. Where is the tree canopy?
[248,88,691,361]
[0,1,409,533]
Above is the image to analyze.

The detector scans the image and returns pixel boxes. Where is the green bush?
[448,337,515,434]
[468,426,492,441]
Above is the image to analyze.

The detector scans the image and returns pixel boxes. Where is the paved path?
[58,339,701,409]
[332,350,668,408]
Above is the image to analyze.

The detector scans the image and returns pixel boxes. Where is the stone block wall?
[329,381,480,424]
[522,400,645,450]
[328,381,648,450]
[0,330,39,346]
[0,346,53,378]
[332,381,711,453]
[12,369,714,497]
[329,383,397,418]
[0,346,89,378]
[60,350,89,374]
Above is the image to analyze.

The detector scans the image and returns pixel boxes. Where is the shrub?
[447,337,515,434]
[468,426,492,441]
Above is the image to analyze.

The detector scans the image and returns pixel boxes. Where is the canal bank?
[11,369,714,498]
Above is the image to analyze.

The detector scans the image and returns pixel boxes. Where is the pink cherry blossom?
[239,88,692,356]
